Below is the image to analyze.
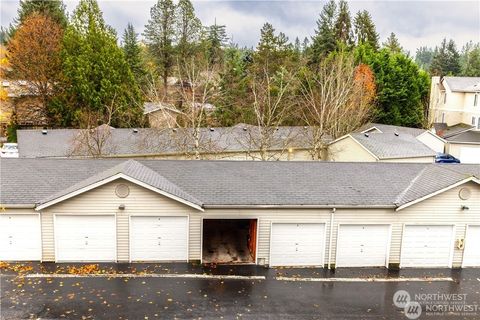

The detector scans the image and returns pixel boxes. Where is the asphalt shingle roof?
[16,125,315,158]
[358,123,427,137]
[444,130,480,144]
[443,77,480,93]
[350,132,436,159]
[1,159,478,209]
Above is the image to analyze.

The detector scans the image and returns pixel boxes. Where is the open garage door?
[202,219,257,264]
[401,225,454,268]
[55,215,116,262]
[463,225,480,267]
[270,223,325,267]
[336,224,390,267]
[0,214,41,261]
[130,216,188,261]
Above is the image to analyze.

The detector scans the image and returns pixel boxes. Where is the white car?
[0,143,19,158]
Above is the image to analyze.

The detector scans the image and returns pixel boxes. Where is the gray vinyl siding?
[2,181,479,268]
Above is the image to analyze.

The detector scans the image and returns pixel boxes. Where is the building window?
[478,118,480,130]
[475,93,479,107]
[444,93,447,104]
[473,116,477,126]
[441,112,446,123]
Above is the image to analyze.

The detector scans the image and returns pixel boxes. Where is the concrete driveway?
[1,263,479,319]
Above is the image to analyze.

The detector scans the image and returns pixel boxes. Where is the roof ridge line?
[394,165,429,205]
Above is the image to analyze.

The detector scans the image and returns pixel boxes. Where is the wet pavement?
[1,263,480,319]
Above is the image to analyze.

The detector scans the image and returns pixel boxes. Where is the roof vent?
[209,127,215,132]
[172,128,177,132]
[133,128,138,133]
[243,127,247,131]
[364,133,369,137]
[304,126,308,130]
[42,129,47,135]
[394,132,399,136]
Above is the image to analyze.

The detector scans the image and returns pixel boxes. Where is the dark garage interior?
[202,219,257,264]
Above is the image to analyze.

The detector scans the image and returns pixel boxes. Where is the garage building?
[0,159,479,268]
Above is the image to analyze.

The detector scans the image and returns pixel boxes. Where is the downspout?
[328,207,336,270]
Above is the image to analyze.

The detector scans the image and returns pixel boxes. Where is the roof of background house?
[433,123,475,138]
[443,77,480,93]
[143,102,182,115]
[1,159,478,209]
[358,123,428,138]
[16,124,316,158]
[349,132,436,159]
[444,130,480,144]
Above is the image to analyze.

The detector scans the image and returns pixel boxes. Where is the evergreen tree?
[334,0,353,47]
[15,0,67,27]
[358,47,429,127]
[353,10,379,50]
[176,0,202,61]
[206,21,228,65]
[122,23,146,82]
[429,38,461,76]
[382,32,402,53]
[414,46,434,70]
[62,0,142,127]
[254,22,292,75]
[143,0,177,88]
[460,42,480,76]
[310,0,337,64]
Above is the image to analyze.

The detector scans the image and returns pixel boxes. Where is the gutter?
[0,204,36,209]
[203,204,396,209]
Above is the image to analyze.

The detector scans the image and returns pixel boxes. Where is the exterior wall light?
[461,205,469,211]
[118,204,125,210]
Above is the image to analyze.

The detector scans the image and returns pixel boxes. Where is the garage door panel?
[55,215,116,262]
[130,216,188,261]
[401,225,454,268]
[0,215,41,261]
[270,223,325,267]
[336,225,390,267]
[463,226,480,267]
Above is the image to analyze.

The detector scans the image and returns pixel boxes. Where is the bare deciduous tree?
[244,67,296,160]
[299,53,375,160]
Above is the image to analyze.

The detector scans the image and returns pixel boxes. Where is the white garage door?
[55,215,116,262]
[459,147,480,164]
[463,225,480,267]
[401,225,454,268]
[0,214,41,261]
[270,223,325,267]
[336,224,390,267]
[130,216,188,261]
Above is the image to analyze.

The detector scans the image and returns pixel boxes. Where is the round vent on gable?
[115,184,130,198]
[459,188,471,200]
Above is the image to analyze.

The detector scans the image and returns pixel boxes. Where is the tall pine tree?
[176,0,202,61]
[122,23,146,82]
[144,0,177,88]
[429,38,461,76]
[353,10,379,50]
[334,0,353,47]
[310,0,337,64]
[382,32,403,53]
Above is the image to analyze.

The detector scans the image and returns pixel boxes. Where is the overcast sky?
[1,0,479,54]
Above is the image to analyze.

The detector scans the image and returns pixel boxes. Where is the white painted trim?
[462,224,480,268]
[35,173,203,212]
[400,224,456,268]
[396,177,480,211]
[334,223,392,268]
[53,214,117,263]
[38,213,43,262]
[360,126,383,134]
[200,217,259,265]
[128,215,189,262]
[269,221,327,268]
[204,204,395,209]
[327,211,335,269]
